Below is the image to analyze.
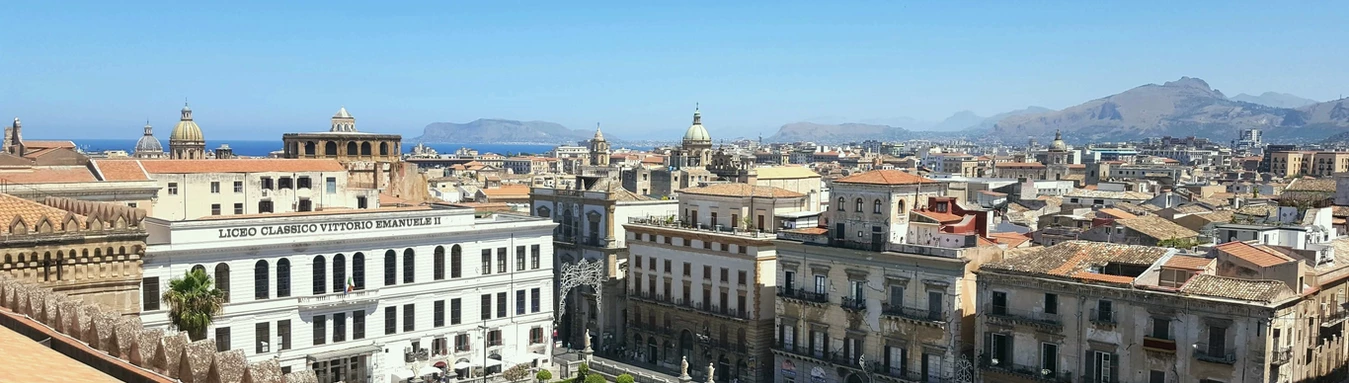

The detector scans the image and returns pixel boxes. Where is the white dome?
[683,123,710,142]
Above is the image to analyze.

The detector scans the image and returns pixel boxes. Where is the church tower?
[4,117,24,157]
[589,124,611,166]
[169,103,206,159]
[332,106,356,132]
[673,105,713,169]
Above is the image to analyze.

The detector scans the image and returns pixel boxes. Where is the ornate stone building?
[670,107,713,170]
[133,121,167,159]
[0,194,147,314]
[169,104,207,160]
[589,125,611,167]
[281,107,411,193]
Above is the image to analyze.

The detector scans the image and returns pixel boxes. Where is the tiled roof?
[0,166,98,184]
[784,227,827,235]
[91,160,149,181]
[21,140,77,149]
[1096,208,1137,220]
[1072,271,1136,285]
[833,169,936,185]
[994,162,1045,168]
[982,241,1170,278]
[1164,255,1213,270]
[480,184,531,198]
[1332,206,1349,217]
[1215,241,1294,267]
[1116,216,1198,240]
[755,166,820,180]
[913,210,962,223]
[1064,189,1152,200]
[1286,178,1336,192]
[0,325,124,383]
[1112,202,1159,214]
[989,232,1031,248]
[1190,210,1234,224]
[1168,204,1213,214]
[1180,274,1291,302]
[680,183,804,198]
[0,193,86,234]
[137,159,347,174]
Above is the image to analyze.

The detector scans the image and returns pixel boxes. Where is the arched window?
[276,259,291,297]
[450,245,463,278]
[191,264,206,275]
[324,142,338,156]
[384,250,396,286]
[215,263,231,302]
[873,199,882,214]
[312,256,326,295]
[304,141,316,156]
[837,197,845,211]
[254,260,269,300]
[360,142,372,156]
[854,198,863,212]
[346,142,358,156]
[403,248,416,283]
[897,199,907,215]
[42,252,51,281]
[379,142,389,156]
[332,253,346,293]
[352,252,365,290]
[434,246,446,280]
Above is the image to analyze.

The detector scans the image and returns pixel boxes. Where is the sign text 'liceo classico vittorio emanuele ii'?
[217,217,443,239]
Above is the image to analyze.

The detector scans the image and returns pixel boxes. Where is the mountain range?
[1231,92,1319,109]
[413,119,612,144]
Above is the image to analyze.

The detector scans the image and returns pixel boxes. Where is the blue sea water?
[49,139,571,157]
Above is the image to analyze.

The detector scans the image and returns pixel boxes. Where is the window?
[168,182,179,195]
[1151,318,1171,339]
[277,320,291,350]
[496,292,507,318]
[332,312,346,342]
[353,310,365,340]
[297,199,311,212]
[873,199,882,214]
[451,298,462,324]
[738,271,747,286]
[403,249,415,283]
[233,181,243,193]
[254,260,269,300]
[1150,371,1166,383]
[496,247,507,273]
[481,249,492,275]
[481,294,492,320]
[384,307,397,335]
[210,181,221,194]
[1041,343,1058,375]
[142,277,160,311]
[215,327,231,351]
[260,177,273,190]
[403,304,415,332]
[720,268,728,282]
[487,330,503,346]
[516,290,526,315]
[837,197,845,211]
[233,203,243,215]
[325,177,337,194]
[664,259,671,274]
[434,246,445,280]
[258,200,274,213]
[455,334,471,352]
[434,300,445,327]
[297,177,311,189]
[531,245,542,269]
[352,253,365,290]
[1207,325,1227,357]
[332,254,346,293]
[451,245,463,278]
[312,256,326,295]
[255,323,270,353]
[683,262,691,276]
[1089,351,1116,383]
[276,259,291,297]
[516,246,526,271]
[531,288,541,313]
[356,196,368,209]
[211,204,221,216]
[1097,300,1113,322]
[814,275,826,294]
[312,315,326,345]
[530,327,545,344]
[279,177,293,189]
[855,198,863,212]
[384,250,396,285]
[1044,293,1058,315]
[986,333,1010,367]
[784,270,796,291]
[991,291,1008,315]
[704,265,712,280]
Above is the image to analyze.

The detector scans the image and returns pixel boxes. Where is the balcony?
[841,297,867,312]
[869,365,949,383]
[1142,336,1176,353]
[777,287,830,305]
[626,217,775,238]
[978,356,1072,383]
[1193,344,1237,365]
[662,297,752,320]
[772,343,834,364]
[1323,309,1349,327]
[881,303,947,327]
[629,290,668,304]
[984,304,1062,329]
[296,289,378,310]
[1270,347,1292,365]
[1089,309,1117,327]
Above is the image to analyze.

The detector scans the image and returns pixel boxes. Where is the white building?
[138,206,556,383]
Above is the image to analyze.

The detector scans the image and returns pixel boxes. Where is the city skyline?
[3,1,1347,140]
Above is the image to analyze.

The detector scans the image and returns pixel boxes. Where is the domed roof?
[593,124,605,141]
[135,122,163,153]
[170,103,205,142]
[1050,130,1066,151]
[682,108,711,143]
[334,106,353,119]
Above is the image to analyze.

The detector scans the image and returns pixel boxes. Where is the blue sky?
[2,1,1345,140]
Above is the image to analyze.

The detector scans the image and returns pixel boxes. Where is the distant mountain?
[961,106,1054,132]
[989,77,1349,142]
[766,122,910,143]
[1231,92,1319,109]
[414,119,609,144]
[929,111,986,132]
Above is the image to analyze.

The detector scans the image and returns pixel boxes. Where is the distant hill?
[989,77,1349,142]
[413,119,609,144]
[930,111,986,132]
[1231,92,1319,109]
[961,106,1054,132]
[766,122,910,143]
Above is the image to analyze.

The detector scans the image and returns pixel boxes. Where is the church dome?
[170,104,205,142]
[134,122,163,153]
[1050,130,1066,151]
[682,108,711,143]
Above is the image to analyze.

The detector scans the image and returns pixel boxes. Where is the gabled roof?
[989,232,1032,248]
[982,241,1171,278]
[0,166,98,184]
[1096,208,1137,220]
[1180,274,1292,302]
[21,140,76,149]
[0,193,86,234]
[1215,241,1295,268]
[680,183,803,198]
[1164,255,1213,270]
[1115,216,1199,240]
[833,169,935,185]
[91,160,150,181]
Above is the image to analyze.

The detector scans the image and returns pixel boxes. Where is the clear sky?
[2,1,1346,140]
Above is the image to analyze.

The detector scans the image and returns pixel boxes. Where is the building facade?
[169,104,207,160]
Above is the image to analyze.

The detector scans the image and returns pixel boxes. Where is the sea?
[48,139,571,157]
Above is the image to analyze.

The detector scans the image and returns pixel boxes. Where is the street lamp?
[479,323,490,382]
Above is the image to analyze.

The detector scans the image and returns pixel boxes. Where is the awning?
[307,344,382,361]
[433,361,447,368]
[391,368,415,380]
[453,360,476,369]
[418,366,442,376]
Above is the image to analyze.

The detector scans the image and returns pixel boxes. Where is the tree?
[576,363,589,378]
[162,268,226,341]
[503,363,531,382]
[536,369,553,383]
[616,374,635,383]
[584,374,607,383]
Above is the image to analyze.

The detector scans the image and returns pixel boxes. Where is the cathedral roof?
[682,107,711,143]
[134,122,164,153]
[170,104,204,142]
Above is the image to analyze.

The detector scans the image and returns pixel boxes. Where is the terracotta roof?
[379,193,410,206]
[989,232,1032,248]
[137,159,347,174]
[1168,204,1213,215]
[480,184,530,200]
[994,162,1045,168]
[1215,241,1294,268]
[0,324,124,383]
[1332,206,1349,217]
[1072,271,1136,285]
[21,140,77,149]
[1190,210,1235,224]
[1116,216,1198,240]
[1095,208,1137,220]
[0,193,86,234]
[679,183,804,198]
[833,169,936,185]
[982,241,1170,278]
[0,166,98,184]
[1286,178,1336,192]
[1164,255,1213,270]
[91,160,150,181]
[784,227,827,235]
[913,210,962,223]
[755,166,820,180]
[1180,274,1292,302]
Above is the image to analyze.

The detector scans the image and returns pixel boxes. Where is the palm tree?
[162,268,226,341]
